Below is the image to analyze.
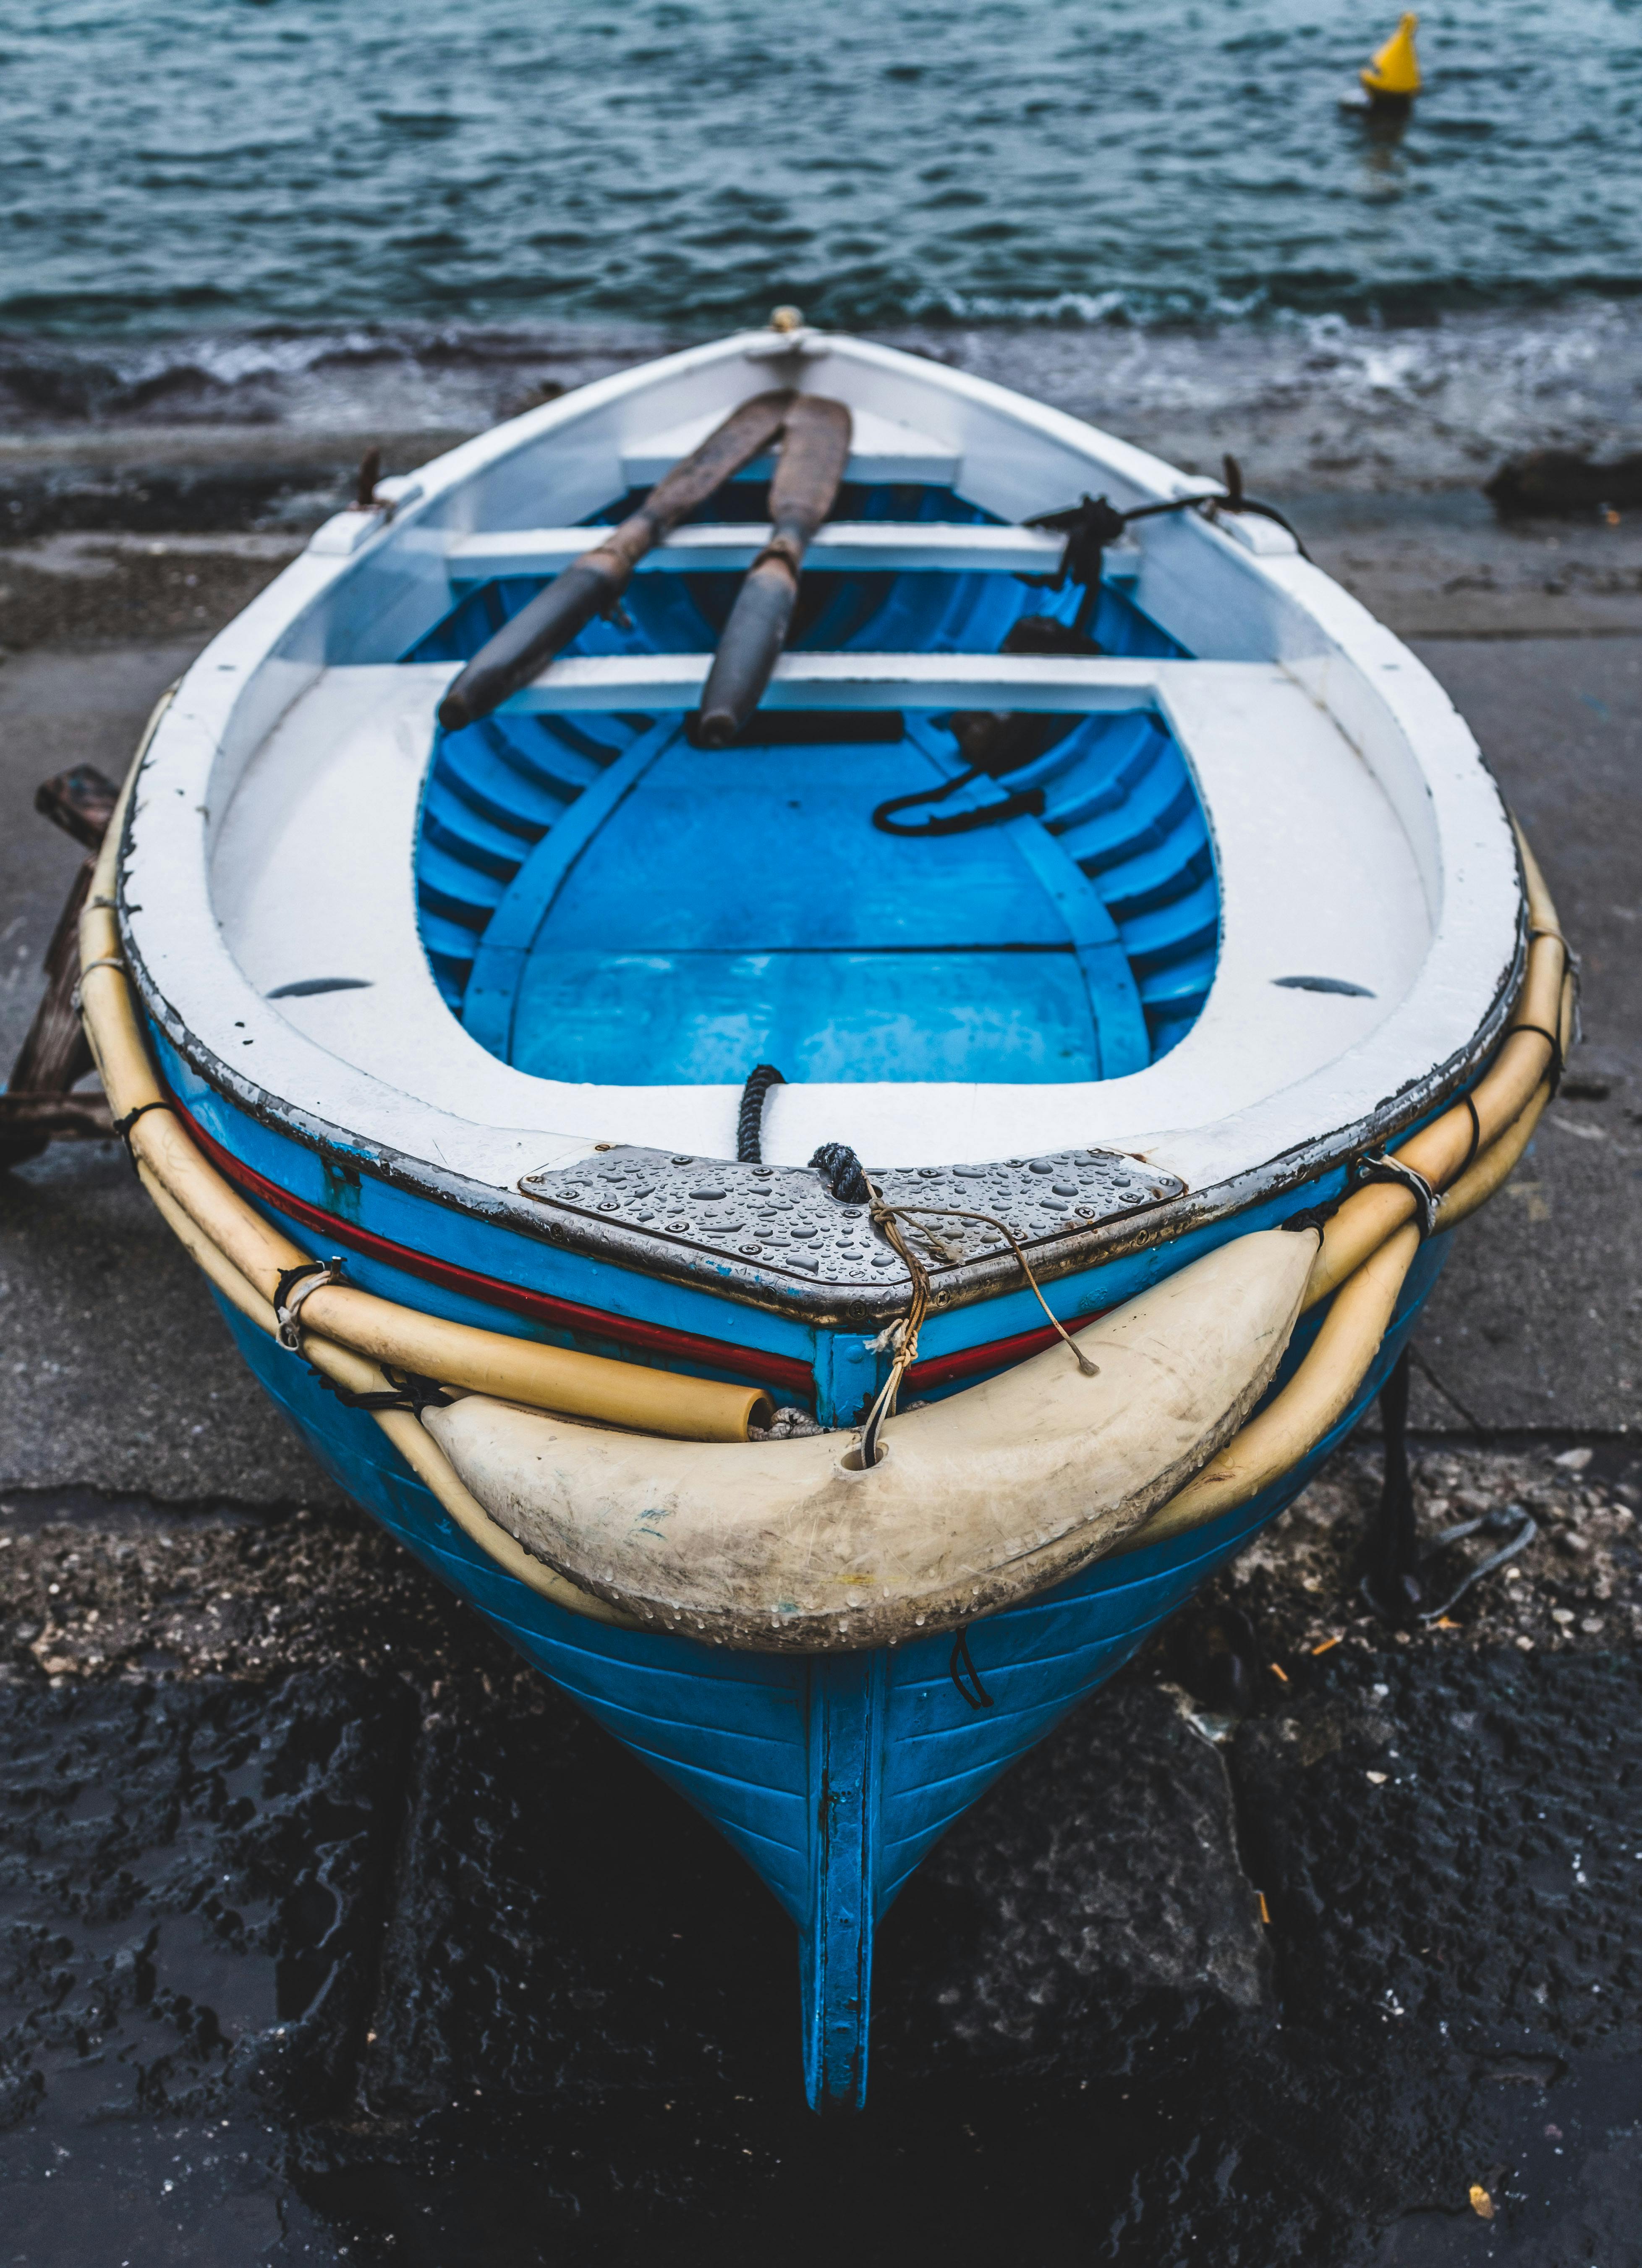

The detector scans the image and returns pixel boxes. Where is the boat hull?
[217,1238,1447,2109]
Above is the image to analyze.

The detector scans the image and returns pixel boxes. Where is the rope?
[1025,457,1312,599]
[949,1627,995,1709]
[1022,492,1127,636]
[871,769,1046,838]
[310,1363,453,1415]
[1362,1503,1540,1626]
[273,1256,344,1350]
[736,1063,785,1164]
[808,1141,873,1207]
[1514,1022,1566,1098]
[1350,1151,1439,1241]
[810,1143,1099,1469]
[1414,1509,1539,1624]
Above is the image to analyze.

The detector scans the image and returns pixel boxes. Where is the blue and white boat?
[83,319,1564,2111]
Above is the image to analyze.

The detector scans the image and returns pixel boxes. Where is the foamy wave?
[6,301,1642,497]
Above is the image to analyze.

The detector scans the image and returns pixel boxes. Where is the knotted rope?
[809,1143,1099,1468]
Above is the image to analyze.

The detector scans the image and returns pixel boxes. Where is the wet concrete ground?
[0,533,1639,2260]
[0,1450,1637,2264]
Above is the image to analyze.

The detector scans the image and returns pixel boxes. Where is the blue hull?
[215,1239,1446,2110]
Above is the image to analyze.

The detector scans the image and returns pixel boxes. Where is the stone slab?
[1404,637,1642,1439]
[0,642,350,1507]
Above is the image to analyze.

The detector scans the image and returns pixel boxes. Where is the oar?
[437,388,796,732]
[691,393,852,748]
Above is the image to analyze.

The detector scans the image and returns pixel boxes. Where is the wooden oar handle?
[438,389,796,732]
[767,392,853,542]
[694,395,852,747]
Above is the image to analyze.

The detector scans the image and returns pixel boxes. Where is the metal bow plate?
[519,1147,1184,1290]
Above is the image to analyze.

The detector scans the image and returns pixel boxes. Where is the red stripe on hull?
[172,1101,816,1398]
[170,1099,1079,1411]
[905,1318,1105,1394]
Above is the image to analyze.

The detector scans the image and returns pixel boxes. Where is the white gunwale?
[118,328,1524,1321]
[448,521,1069,581]
[495,651,1225,714]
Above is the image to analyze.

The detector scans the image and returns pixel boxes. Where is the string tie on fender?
[310,1363,453,1415]
[1456,1092,1483,1179]
[112,1098,168,1151]
[1281,1201,1337,1237]
[1350,1151,1439,1241]
[1530,926,1583,1049]
[74,955,127,1017]
[273,1257,345,1351]
[1512,1022,1567,1099]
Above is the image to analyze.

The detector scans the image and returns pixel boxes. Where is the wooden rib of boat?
[87,320,1556,2111]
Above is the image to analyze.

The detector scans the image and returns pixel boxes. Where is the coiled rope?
[736,1063,786,1164]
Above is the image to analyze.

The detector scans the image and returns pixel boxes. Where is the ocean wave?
[5,0,1642,356]
[6,299,1642,499]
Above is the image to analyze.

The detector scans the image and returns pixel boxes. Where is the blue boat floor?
[471,735,1147,1087]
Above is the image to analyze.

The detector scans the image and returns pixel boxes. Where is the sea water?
[2,0,1642,475]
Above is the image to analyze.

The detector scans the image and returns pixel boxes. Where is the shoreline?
[9,298,1642,494]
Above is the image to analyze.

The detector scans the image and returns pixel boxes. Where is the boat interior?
[410,479,1214,1088]
[159,334,1514,1191]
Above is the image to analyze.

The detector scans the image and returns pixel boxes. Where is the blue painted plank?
[434,737,567,835]
[802,1652,886,2111]
[1093,812,1213,920]
[416,841,507,927]
[507,945,1106,1086]
[1137,944,1218,1007]
[1122,874,1221,970]
[421,777,535,879]
[1054,751,1199,874]
[1038,717,1171,829]
[463,722,682,1058]
[998,812,1150,1078]
[535,744,1084,954]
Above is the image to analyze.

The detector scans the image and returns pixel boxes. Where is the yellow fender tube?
[1120,847,1568,1556]
[1118,1222,1420,1554]
[1305,840,1570,1311]
[134,1158,637,1625]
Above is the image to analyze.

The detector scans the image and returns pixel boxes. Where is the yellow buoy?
[1361,12,1422,103]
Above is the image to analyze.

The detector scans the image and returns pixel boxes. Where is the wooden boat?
[78,319,1571,2110]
